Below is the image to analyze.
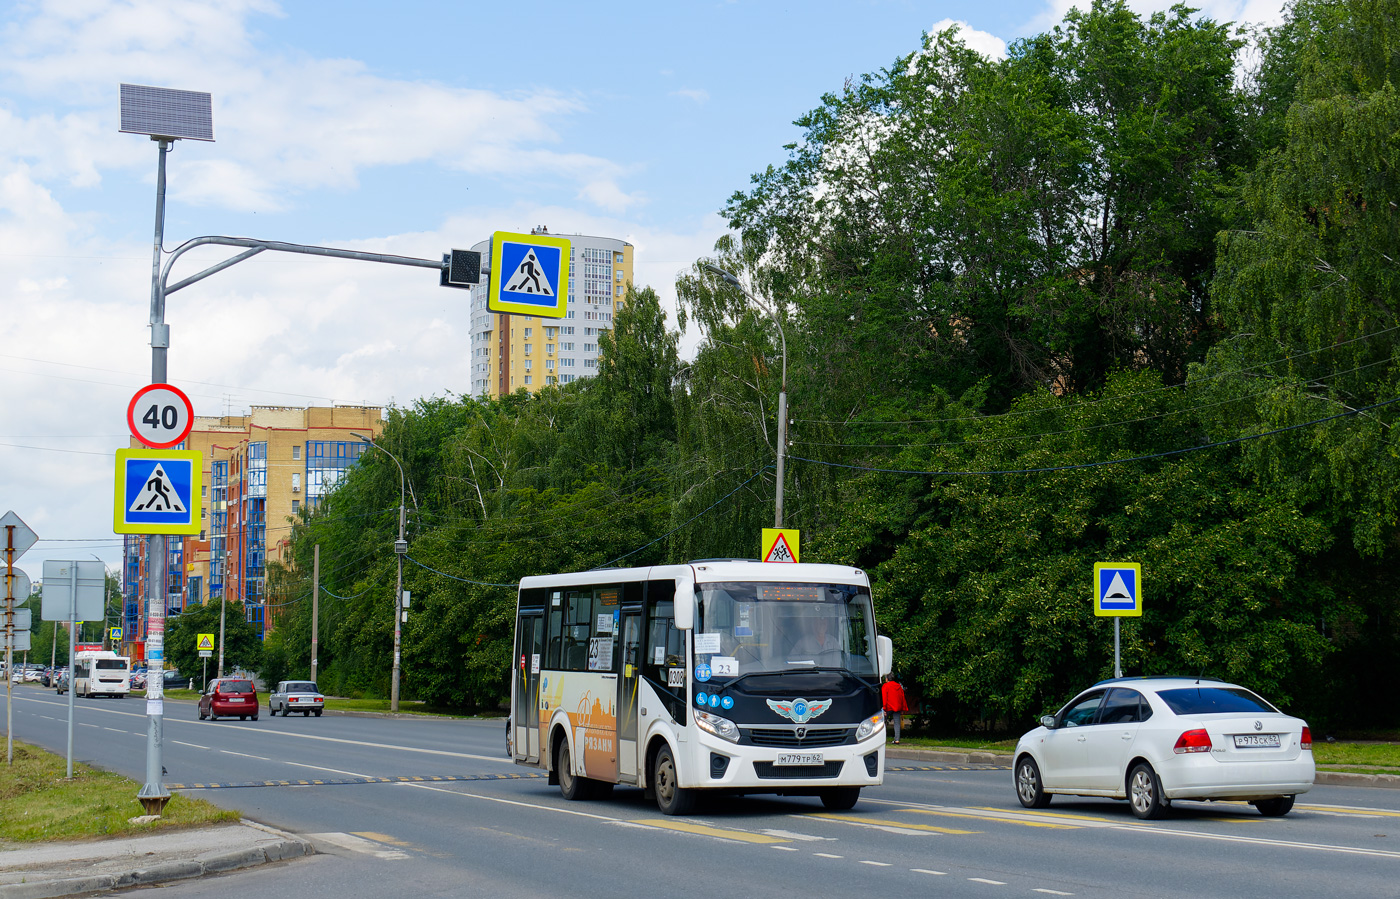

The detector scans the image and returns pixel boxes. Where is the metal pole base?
[136,790,170,816]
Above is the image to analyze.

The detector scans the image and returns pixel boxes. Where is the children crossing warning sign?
[113,448,202,535]
[761,528,800,563]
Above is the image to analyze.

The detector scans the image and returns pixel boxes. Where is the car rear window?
[96,660,127,670]
[1156,686,1279,715]
[221,680,255,693]
[285,682,318,693]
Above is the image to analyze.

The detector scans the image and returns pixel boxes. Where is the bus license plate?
[775,752,824,767]
[1233,734,1280,748]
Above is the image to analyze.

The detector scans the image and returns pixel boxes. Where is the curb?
[0,830,312,899]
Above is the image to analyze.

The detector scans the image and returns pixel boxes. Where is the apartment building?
[122,405,383,655]
[468,228,633,398]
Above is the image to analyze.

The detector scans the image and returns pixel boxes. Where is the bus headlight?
[856,710,885,741]
[694,709,740,743]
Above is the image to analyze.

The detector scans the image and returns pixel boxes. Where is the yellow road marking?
[808,813,978,835]
[352,831,413,847]
[1298,805,1400,818]
[631,819,791,843]
[908,809,1078,829]
[971,807,1111,822]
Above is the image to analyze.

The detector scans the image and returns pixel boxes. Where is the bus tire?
[557,738,588,801]
[653,745,695,816]
[820,787,860,810]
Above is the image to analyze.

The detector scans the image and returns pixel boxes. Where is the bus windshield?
[696,582,876,677]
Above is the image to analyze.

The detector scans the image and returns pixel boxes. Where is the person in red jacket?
[881,675,911,743]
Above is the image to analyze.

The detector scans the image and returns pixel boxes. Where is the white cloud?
[928,19,1008,61]
[670,88,710,104]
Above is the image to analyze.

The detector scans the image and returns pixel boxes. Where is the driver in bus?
[791,613,841,659]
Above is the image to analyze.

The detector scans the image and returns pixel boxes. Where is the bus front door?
[515,614,543,763]
[618,612,641,780]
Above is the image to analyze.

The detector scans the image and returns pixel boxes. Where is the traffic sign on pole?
[0,511,38,559]
[488,231,571,318]
[127,383,195,449]
[1093,562,1142,617]
[113,449,202,535]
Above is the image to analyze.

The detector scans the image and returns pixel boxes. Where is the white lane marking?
[814,852,844,858]
[760,829,834,841]
[969,877,1006,885]
[1034,890,1074,896]
[13,692,512,764]
[866,796,1400,859]
[306,832,409,860]
[220,750,271,761]
[103,727,126,733]
[171,741,210,750]
[771,846,800,851]
[860,860,892,866]
[913,869,948,875]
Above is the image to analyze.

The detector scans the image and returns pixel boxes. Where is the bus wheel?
[557,738,587,801]
[653,745,695,816]
[820,787,860,810]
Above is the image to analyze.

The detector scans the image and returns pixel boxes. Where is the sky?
[0,0,1289,584]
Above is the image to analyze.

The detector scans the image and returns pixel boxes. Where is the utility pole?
[311,544,320,683]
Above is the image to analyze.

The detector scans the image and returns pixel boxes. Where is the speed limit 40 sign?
[127,383,195,449]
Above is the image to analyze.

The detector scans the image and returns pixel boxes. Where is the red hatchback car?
[198,678,260,721]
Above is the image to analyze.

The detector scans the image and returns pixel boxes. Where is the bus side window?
[564,591,590,671]
[546,599,563,669]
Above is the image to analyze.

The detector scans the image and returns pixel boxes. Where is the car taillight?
[1174,728,1213,754]
[1301,726,1312,751]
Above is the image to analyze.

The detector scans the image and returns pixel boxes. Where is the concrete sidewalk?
[0,819,312,899]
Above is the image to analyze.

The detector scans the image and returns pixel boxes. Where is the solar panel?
[119,84,214,141]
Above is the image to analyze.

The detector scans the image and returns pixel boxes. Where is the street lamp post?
[703,263,788,528]
[355,435,406,711]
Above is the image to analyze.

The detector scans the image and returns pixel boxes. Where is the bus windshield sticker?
[695,663,712,682]
[531,654,540,674]
[588,636,614,671]
[596,613,615,634]
[694,633,722,654]
[711,656,738,677]
[654,646,666,665]
[668,667,684,687]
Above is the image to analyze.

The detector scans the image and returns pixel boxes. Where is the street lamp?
[355,434,407,711]
[703,263,788,528]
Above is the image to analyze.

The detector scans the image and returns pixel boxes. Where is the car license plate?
[228,697,245,703]
[775,752,824,767]
[1233,733,1280,748]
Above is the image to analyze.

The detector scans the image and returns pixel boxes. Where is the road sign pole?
[5,525,14,766]
[66,564,76,777]
[1114,618,1121,679]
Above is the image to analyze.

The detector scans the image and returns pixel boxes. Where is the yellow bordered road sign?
[761,528,800,563]
[1094,562,1141,617]
[197,633,215,651]
[110,627,123,641]
[488,230,571,318]
[113,448,202,535]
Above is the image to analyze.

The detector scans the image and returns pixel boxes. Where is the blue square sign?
[1093,562,1141,617]
[114,448,202,535]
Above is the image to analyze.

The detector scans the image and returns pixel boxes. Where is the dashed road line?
[912,868,948,875]
[805,812,979,835]
[859,860,892,866]
[969,877,1006,885]
[631,818,790,844]
[887,765,1012,771]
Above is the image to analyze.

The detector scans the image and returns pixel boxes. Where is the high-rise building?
[468,228,633,398]
[122,405,383,656]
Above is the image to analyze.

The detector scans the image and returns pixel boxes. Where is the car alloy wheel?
[1016,757,1051,809]
[1129,762,1169,820]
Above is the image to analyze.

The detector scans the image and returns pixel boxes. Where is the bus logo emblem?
[766,697,832,724]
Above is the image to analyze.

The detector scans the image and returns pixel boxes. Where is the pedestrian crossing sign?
[488,230,571,318]
[113,448,202,535]
[197,633,215,651]
[1094,562,1142,617]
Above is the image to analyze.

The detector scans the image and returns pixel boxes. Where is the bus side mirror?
[876,635,893,677]
[673,577,695,631]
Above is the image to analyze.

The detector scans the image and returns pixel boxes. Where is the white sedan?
[1014,676,1314,818]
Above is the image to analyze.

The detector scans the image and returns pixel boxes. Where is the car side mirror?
[1040,715,1057,729]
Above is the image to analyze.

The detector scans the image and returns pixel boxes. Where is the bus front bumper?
[688,732,886,791]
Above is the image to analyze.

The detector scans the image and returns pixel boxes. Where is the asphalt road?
[6,683,1400,898]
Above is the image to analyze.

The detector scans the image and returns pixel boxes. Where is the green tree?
[165,600,261,689]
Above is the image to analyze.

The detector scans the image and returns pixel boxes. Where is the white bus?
[72,650,131,698]
[510,561,893,815]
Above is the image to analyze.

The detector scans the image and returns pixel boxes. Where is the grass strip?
[0,741,239,843]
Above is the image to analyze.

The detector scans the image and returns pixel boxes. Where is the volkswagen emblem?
[795,726,807,741]
[1254,720,1263,731]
